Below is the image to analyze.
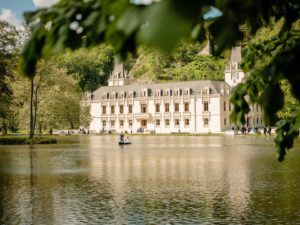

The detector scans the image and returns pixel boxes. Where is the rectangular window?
[175,119,180,126]
[141,104,147,113]
[128,104,133,113]
[120,120,124,127]
[165,119,170,126]
[102,120,106,127]
[224,101,226,111]
[156,119,160,126]
[165,103,169,112]
[155,103,160,113]
[111,105,115,114]
[111,120,115,127]
[224,118,226,125]
[204,101,209,111]
[175,103,179,112]
[204,118,209,126]
[184,102,189,112]
[184,119,189,126]
[129,120,133,126]
[102,105,106,114]
[119,105,124,114]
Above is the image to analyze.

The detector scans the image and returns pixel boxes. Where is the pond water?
[0,135,300,225]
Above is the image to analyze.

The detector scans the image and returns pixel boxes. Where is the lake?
[0,135,300,225]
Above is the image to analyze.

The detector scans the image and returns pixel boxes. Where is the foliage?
[129,46,172,82]
[19,0,300,161]
[0,21,20,134]
[12,60,84,133]
[278,81,300,119]
[0,136,57,145]
[230,19,300,161]
[80,103,91,128]
[129,43,226,83]
[55,45,114,92]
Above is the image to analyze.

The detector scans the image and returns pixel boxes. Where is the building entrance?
[141,120,147,128]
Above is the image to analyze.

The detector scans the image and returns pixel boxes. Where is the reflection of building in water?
[88,137,251,221]
[89,47,264,133]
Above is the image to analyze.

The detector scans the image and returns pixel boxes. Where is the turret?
[225,47,245,87]
[108,62,131,86]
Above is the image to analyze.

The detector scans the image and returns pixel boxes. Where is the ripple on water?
[1,136,300,224]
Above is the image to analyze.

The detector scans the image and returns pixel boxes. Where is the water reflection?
[0,136,300,224]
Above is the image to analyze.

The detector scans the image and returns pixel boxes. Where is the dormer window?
[156,90,161,96]
[184,89,189,95]
[141,89,147,97]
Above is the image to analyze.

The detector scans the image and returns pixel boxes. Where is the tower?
[108,62,131,86]
[225,47,245,87]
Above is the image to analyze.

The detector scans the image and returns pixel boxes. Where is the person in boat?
[120,132,124,142]
[125,136,129,142]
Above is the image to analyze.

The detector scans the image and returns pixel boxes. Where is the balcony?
[135,113,151,120]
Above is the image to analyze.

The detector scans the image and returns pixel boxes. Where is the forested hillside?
[127,42,228,83]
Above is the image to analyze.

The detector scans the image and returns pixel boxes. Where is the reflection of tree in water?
[0,170,8,223]
[29,145,55,225]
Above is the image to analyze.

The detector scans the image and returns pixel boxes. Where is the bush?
[0,136,57,145]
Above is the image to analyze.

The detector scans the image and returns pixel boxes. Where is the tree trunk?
[69,121,74,130]
[29,79,34,139]
[33,84,39,136]
[2,121,7,135]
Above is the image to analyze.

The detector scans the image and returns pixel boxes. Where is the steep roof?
[93,80,230,99]
[230,46,242,63]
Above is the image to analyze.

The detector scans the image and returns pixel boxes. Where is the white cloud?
[0,9,22,25]
[32,0,58,8]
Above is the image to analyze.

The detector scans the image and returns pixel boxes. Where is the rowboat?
[118,141,131,145]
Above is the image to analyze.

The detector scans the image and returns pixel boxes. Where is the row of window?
[102,102,211,114]
[222,101,261,113]
[102,88,193,100]
[103,118,210,127]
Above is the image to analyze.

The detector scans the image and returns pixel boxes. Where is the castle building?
[89,47,264,133]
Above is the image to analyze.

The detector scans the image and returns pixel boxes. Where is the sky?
[0,0,221,26]
[0,0,57,25]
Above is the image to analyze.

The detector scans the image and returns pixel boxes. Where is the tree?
[0,21,20,135]
[19,0,300,160]
[12,60,84,135]
[55,45,114,92]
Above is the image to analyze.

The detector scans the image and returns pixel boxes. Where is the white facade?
[89,48,264,134]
